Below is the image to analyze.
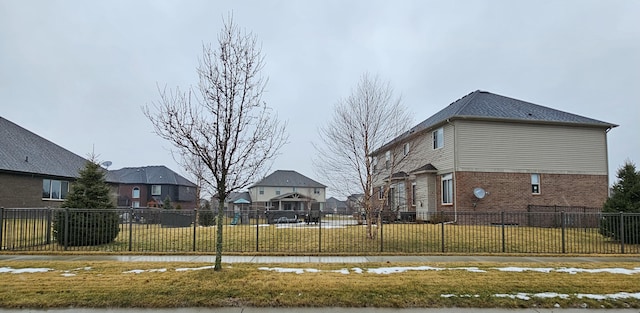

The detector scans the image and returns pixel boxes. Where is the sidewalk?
[1,254,639,263]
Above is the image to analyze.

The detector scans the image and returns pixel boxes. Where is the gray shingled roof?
[106,166,196,187]
[251,170,326,188]
[0,116,88,178]
[374,90,618,153]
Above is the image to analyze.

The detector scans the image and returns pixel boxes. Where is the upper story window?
[441,173,453,204]
[151,185,162,196]
[132,187,140,199]
[275,187,281,195]
[385,151,391,169]
[314,188,321,195]
[372,156,378,171]
[403,142,410,156]
[378,186,384,200]
[531,174,540,194]
[433,128,444,149]
[42,179,69,200]
[293,187,297,192]
[259,187,264,195]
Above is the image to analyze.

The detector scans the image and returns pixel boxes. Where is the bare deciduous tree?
[314,73,413,239]
[144,15,287,270]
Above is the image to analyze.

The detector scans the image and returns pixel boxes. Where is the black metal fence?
[1,207,638,254]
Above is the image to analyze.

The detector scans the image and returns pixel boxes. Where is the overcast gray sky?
[1,0,638,198]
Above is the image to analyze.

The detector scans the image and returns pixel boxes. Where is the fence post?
[619,212,625,254]
[561,211,566,254]
[318,215,322,253]
[256,211,259,252]
[63,209,69,251]
[379,216,384,253]
[441,220,445,253]
[128,208,134,252]
[46,208,52,245]
[192,209,197,252]
[501,211,506,253]
[0,207,3,251]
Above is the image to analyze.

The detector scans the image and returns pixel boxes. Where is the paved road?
[1,254,639,263]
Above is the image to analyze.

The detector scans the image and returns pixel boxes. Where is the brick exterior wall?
[437,171,608,213]
[0,173,67,208]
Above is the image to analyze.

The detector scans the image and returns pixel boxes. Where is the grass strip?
[0,260,638,309]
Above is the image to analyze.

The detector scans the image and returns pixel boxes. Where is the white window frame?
[385,151,391,169]
[42,179,69,200]
[132,187,140,199]
[411,182,417,206]
[132,201,140,208]
[441,173,453,204]
[151,185,161,196]
[403,142,410,156]
[531,174,541,194]
[433,128,444,150]
[259,187,264,195]
[275,188,281,195]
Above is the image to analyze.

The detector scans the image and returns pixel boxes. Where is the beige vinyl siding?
[248,186,325,203]
[455,120,608,175]
[407,124,455,173]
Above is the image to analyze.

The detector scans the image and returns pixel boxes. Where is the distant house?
[248,170,326,213]
[0,116,88,208]
[107,166,197,209]
[370,91,617,221]
[325,196,348,214]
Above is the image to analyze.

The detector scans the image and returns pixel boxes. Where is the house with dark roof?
[370,91,617,221]
[0,116,198,210]
[0,117,89,208]
[325,196,348,214]
[107,166,197,209]
[248,170,326,213]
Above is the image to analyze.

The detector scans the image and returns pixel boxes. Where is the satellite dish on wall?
[473,187,486,199]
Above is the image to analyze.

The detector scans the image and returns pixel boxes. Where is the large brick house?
[106,166,197,209]
[370,91,617,221]
[0,117,88,208]
[0,116,197,209]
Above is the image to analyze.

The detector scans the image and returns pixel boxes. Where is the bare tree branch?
[314,73,414,239]
[143,14,288,270]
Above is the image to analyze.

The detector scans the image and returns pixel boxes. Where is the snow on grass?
[446,292,640,300]
[256,266,640,275]
[175,266,215,271]
[0,267,52,274]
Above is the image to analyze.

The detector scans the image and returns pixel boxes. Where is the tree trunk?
[214,197,225,271]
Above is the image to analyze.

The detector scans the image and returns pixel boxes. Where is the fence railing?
[1,207,638,254]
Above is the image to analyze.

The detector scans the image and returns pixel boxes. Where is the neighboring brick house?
[106,166,197,209]
[0,116,198,210]
[370,90,617,221]
[248,170,326,213]
[0,116,88,208]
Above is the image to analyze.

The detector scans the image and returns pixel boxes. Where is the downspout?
[605,127,612,197]
[447,118,457,223]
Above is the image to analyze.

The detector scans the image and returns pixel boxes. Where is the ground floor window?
[531,173,540,194]
[441,173,453,204]
[42,179,69,200]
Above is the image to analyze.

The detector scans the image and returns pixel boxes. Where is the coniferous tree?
[53,157,120,246]
[600,161,640,244]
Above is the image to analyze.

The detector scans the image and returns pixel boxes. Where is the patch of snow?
[367,266,444,274]
[123,269,146,274]
[556,267,640,275]
[124,268,167,274]
[332,268,350,275]
[0,267,52,274]
[352,267,363,274]
[493,267,553,273]
[61,273,76,277]
[441,294,456,298]
[533,292,570,299]
[494,293,531,300]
